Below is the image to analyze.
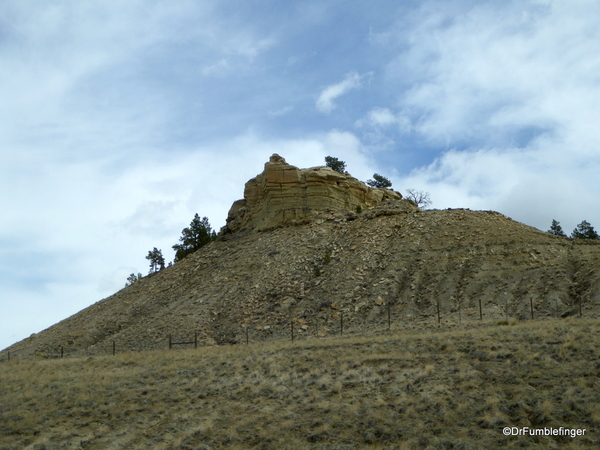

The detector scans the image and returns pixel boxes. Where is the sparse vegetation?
[146,247,165,274]
[2,318,599,449]
[405,188,432,209]
[323,249,331,264]
[571,220,599,239]
[548,219,567,237]
[324,155,346,173]
[173,213,216,262]
[125,272,143,287]
[366,173,392,188]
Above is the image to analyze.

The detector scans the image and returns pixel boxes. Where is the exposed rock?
[5,158,600,358]
[223,154,406,233]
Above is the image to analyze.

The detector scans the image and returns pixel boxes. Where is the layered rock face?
[224,154,403,233]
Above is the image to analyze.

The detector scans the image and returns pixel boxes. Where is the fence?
[1,294,591,362]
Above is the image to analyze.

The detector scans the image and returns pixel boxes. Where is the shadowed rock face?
[224,154,403,233]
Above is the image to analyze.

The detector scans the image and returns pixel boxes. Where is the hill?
[4,154,600,358]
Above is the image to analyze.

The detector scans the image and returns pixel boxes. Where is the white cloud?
[377,0,600,234]
[356,107,412,133]
[385,1,600,150]
[316,72,363,113]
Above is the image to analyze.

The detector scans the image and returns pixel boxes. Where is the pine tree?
[571,220,600,239]
[172,214,216,262]
[548,219,566,237]
[367,173,392,188]
[125,272,143,287]
[325,156,346,173]
[146,248,165,274]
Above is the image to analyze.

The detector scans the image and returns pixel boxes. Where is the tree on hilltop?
[125,272,143,287]
[367,173,392,188]
[571,220,600,239]
[146,248,165,274]
[405,189,431,209]
[325,156,346,173]
[173,214,216,262]
[548,219,566,237]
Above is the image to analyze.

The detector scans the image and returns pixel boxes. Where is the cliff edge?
[223,154,407,233]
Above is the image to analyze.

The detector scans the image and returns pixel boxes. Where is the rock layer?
[224,154,404,233]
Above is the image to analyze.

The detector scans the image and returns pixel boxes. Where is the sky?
[3,0,600,350]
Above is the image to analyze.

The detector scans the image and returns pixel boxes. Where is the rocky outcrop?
[8,155,600,359]
[223,154,405,233]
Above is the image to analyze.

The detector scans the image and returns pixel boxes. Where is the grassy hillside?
[1,318,599,449]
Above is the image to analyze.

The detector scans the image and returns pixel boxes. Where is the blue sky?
[3,0,600,350]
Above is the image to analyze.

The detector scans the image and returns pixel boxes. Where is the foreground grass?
[1,318,599,450]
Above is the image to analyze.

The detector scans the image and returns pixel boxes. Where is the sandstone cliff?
[5,156,600,358]
[223,154,405,233]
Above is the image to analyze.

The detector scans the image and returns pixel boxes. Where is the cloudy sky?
[3,0,600,350]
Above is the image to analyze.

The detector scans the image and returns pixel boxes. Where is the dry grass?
[1,318,599,449]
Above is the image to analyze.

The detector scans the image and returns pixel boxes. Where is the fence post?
[505,298,509,321]
[479,298,482,320]
[246,327,249,345]
[340,312,344,335]
[530,297,534,320]
[61,346,64,359]
[387,303,391,330]
[168,334,172,350]
[112,340,116,356]
[194,333,198,349]
[436,300,441,325]
[315,319,319,338]
[579,299,583,317]
[7,351,10,362]
[291,321,294,342]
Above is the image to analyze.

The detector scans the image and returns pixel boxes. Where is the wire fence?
[1,294,590,362]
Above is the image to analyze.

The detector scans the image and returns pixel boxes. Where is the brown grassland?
[1,318,599,449]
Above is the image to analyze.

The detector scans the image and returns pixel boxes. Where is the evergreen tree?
[125,272,143,287]
[325,156,346,173]
[367,173,392,188]
[172,214,216,262]
[146,247,165,274]
[548,219,566,237]
[571,220,600,239]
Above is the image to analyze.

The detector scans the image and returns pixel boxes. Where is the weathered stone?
[223,154,404,233]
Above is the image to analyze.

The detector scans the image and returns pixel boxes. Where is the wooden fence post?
[194,333,198,349]
[479,298,482,320]
[579,299,583,317]
[60,346,64,359]
[340,312,344,335]
[168,334,172,350]
[505,298,509,321]
[436,299,441,325]
[246,327,249,345]
[112,340,116,356]
[7,351,10,362]
[387,304,391,330]
[530,297,534,320]
[291,321,294,342]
